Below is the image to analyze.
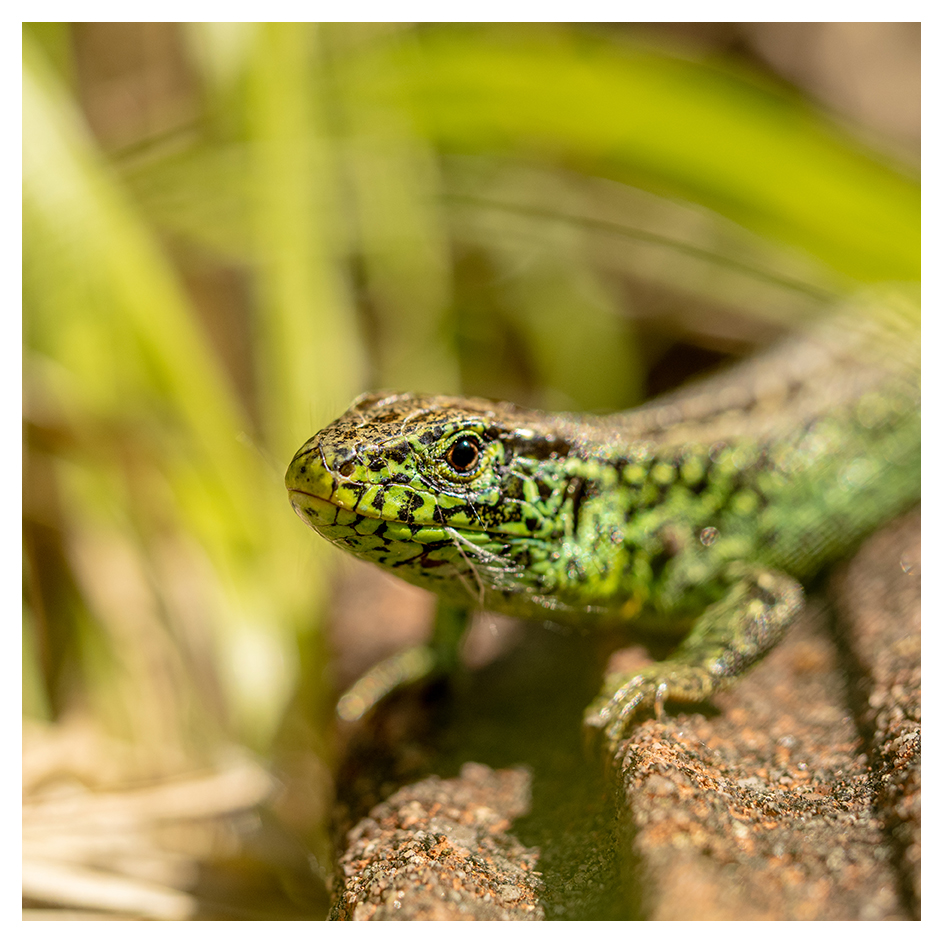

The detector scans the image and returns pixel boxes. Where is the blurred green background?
[22,22,918,918]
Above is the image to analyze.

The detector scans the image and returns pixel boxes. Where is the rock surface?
[329,512,920,919]
[833,510,921,915]
[331,763,542,920]
[615,510,920,919]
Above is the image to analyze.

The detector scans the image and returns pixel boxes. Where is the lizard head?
[285,391,574,605]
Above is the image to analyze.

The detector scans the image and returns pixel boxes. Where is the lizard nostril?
[338,460,356,478]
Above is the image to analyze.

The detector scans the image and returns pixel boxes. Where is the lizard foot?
[584,566,804,756]
[583,669,673,754]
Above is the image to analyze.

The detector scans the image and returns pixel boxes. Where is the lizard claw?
[583,674,653,755]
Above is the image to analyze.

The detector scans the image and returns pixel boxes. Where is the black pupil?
[447,437,479,471]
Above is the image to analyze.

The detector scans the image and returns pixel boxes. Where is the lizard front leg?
[336,601,470,722]
[584,565,804,751]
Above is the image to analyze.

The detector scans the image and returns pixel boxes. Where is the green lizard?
[286,300,919,751]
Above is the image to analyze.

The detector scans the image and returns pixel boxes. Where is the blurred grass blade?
[23,33,256,538]
[23,32,319,747]
[328,23,459,392]
[358,27,919,283]
[243,22,365,454]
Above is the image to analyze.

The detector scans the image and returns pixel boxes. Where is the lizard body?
[286,305,919,746]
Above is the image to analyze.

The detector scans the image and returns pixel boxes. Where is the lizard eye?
[445,436,481,473]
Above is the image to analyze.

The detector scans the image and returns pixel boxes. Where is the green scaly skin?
[286,309,919,751]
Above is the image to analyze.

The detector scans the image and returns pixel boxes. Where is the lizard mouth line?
[289,486,452,529]
[287,489,345,521]
[288,488,512,537]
